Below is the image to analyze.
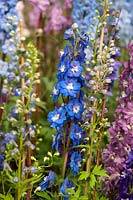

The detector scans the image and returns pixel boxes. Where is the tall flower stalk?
[80,0,121,198]
[103,42,133,197]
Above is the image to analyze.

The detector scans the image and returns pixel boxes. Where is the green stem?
[84,100,97,196]
[2,173,5,195]
[17,132,23,200]
[62,122,71,178]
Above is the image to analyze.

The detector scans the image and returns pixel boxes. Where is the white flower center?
[121,171,127,178]
[71,65,78,73]
[123,80,128,87]
[53,87,58,95]
[52,114,60,122]
[78,161,81,167]
[76,132,81,138]
[73,106,80,113]
[66,83,74,90]
[60,65,66,72]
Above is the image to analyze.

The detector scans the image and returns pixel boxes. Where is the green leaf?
[75,186,81,197]
[90,174,96,189]
[0,194,14,200]
[78,171,89,181]
[66,188,75,195]
[0,193,5,200]
[36,191,52,200]
[35,100,46,110]
[79,196,88,200]
[70,197,77,200]
[92,165,109,177]
[5,194,14,200]
[100,197,109,200]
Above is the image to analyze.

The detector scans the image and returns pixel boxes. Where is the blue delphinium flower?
[60,177,74,200]
[0,155,5,171]
[70,123,83,146]
[58,79,81,97]
[36,171,56,191]
[66,98,84,120]
[70,151,82,176]
[48,106,66,130]
[52,85,60,102]
[52,131,64,154]
[67,61,83,78]
[57,57,70,79]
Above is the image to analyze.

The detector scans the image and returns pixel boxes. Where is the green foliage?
[0,193,14,200]
[35,191,52,200]
[92,165,109,177]
[78,171,89,181]
[90,174,96,189]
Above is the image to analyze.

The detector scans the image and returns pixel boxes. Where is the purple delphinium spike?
[103,43,133,193]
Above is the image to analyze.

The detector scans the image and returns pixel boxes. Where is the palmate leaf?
[0,193,14,200]
[92,165,109,177]
[36,191,52,200]
[78,171,89,181]
[90,174,96,189]
[5,194,14,200]
[79,196,88,200]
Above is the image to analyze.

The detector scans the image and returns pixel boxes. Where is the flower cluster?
[27,0,72,33]
[103,43,133,193]
[0,41,39,194]
[0,0,19,77]
[0,0,20,176]
[82,39,121,129]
